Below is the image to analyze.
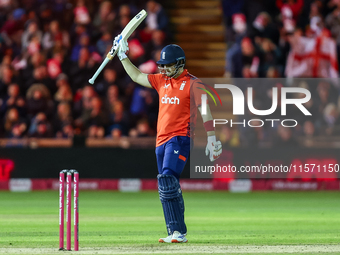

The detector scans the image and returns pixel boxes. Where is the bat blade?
[121,9,147,39]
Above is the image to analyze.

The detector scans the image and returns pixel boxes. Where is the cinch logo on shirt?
[161,94,180,105]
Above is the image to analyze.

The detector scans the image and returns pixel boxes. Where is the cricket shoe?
[171,231,188,243]
[159,235,172,243]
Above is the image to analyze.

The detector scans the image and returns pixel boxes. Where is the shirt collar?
[175,69,188,80]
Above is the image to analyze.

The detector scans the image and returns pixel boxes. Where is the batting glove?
[205,135,222,162]
[110,34,129,61]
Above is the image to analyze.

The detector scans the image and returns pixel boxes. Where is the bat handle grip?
[88,57,111,84]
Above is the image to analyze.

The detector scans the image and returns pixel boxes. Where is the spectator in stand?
[243,0,269,27]
[24,9,40,27]
[0,83,26,118]
[114,4,133,33]
[138,54,158,75]
[54,83,73,105]
[109,124,123,139]
[129,118,153,137]
[0,65,17,97]
[120,4,131,16]
[108,100,130,136]
[70,24,86,48]
[21,21,42,51]
[0,53,12,72]
[46,52,62,80]
[231,37,262,77]
[320,103,340,135]
[114,14,130,36]
[26,33,41,57]
[0,8,26,51]
[56,122,74,138]
[88,124,105,138]
[309,1,323,21]
[303,120,316,137]
[233,13,248,40]
[0,0,14,17]
[105,84,121,111]
[96,32,112,56]
[42,20,70,51]
[129,86,149,122]
[0,54,11,66]
[53,102,73,137]
[221,0,245,44]
[26,83,54,119]
[285,18,338,78]
[94,68,119,97]
[266,66,281,78]
[315,82,331,120]
[276,0,304,23]
[256,38,283,75]
[3,107,27,138]
[50,0,69,17]
[21,51,45,91]
[127,37,145,66]
[73,0,91,26]
[9,122,27,138]
[225,13,248,77]
[141,0,169,42]
[28,112,47,135]
[143,29,167,61]
[29,119,54,138]
[39,4,54,27]
[47,50,71,80]
[75,96,108,137]
[56,73,69,88]
[314,81,338,122]
[70,33,96,62]
[92,1,116,35]
[273,125,299,147]
[252,12,280,45]
[73,85,96,119]
[31,65,56,94]
[69,47,96,92]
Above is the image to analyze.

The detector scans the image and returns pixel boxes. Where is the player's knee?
[157,174,182,201]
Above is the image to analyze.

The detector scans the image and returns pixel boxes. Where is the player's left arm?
[198,104,222,162]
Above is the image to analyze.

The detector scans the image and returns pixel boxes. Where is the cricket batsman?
[112,35,222,243]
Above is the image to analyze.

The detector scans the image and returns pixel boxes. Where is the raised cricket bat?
[88,9,147,84]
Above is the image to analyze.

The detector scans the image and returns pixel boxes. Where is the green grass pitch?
[0,191,339,254]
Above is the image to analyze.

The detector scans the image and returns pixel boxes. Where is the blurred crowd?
[0,0,169,139]
[223,0,340,79]
[3,0,340,148]
[221,0,340,147]
[219,79,340,148]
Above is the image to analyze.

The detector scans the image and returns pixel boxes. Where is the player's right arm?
[121,58,152,88]
[113,35,152,88]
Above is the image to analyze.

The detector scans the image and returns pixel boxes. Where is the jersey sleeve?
[147,74,163,91]
[190,78,208,107]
